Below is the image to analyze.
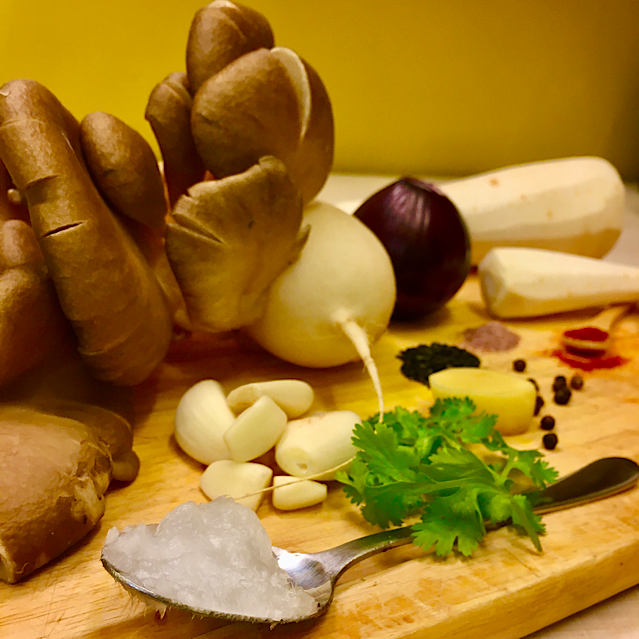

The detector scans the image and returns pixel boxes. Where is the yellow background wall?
[1,0,639,179]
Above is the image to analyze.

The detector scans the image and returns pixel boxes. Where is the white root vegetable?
[479,247,639,318]
[246,202,396,416]
[174,380,234,465]
[223,396,287,462]
[429,368,536,436]
[200,459,273,512]
[274,410,360,481]
[438,157,625,266]
[272,476,327,511]
[227,379,313,418]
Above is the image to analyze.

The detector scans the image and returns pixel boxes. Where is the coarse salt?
[102,497,316,622]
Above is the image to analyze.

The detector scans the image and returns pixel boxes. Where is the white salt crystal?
[102,497,316,621]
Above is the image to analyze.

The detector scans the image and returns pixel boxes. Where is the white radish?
[246,201,396,416]
[174,380,234,464]
[438,157,625,266]
[479,247,639,318]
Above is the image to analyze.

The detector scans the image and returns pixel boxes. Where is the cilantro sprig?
[337,398,558,556]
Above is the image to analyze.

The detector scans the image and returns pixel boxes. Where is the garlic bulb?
[174,380,235,464]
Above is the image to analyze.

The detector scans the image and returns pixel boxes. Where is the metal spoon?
[102,456,639,625]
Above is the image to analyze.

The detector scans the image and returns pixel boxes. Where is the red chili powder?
[552,349,627,371]
[562,326,608,342]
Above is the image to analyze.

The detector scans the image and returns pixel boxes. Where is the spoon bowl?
[561,304,633,356]
[102,456,639,625]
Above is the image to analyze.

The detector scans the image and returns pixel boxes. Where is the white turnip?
[246,201,396,415]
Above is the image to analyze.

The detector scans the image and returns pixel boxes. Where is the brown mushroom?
[166,156,306,332]
[79,111,168,232]
[0,219,67,387]
[191,47,334,205]
[186,0,275,95]
[79,110,190,329]
[0,79,173,385]
[145,72,206,207]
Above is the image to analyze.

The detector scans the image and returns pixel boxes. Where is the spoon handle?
[315,457,639,580]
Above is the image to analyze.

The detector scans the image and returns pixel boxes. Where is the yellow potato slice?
[429,367,536,436]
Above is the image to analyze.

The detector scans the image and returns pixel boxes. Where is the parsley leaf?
[337,398,558,556]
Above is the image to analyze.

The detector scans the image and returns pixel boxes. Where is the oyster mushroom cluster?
[0,0,334,583]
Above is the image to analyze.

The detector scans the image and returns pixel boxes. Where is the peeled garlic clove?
[174,380,234,464]
[200,459,272,512]
[275,410,360,480]
[272,476,327,511]
[227,379,314,418]
[223,395,288,462]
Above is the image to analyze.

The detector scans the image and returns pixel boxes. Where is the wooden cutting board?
[2,277,639,639]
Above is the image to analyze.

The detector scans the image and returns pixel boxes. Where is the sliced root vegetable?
[246,201,395,416]
[274,410,360,480]
[0,406,112,583]
[438,157,625,266]
[429,368,536,436]
[226,379,313,418]
[186,0,274,94]
[174,380,235,465]
[223,395,287,462]
[145,72,206,207]
[479,247,639,318]
[166,156,306,332]
[200,459,273,512]
[272,476,327,511]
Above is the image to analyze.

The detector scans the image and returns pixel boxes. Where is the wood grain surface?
[2,278,639,639]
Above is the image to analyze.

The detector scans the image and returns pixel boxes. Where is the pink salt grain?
[463,321,521,352]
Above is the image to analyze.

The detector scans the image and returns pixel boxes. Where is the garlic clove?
[174,380,235,465]
[223,395,288,462]
[200,459,273,512]
[275,410,360,480]
[226,379,314,418]
[272,475,327,511]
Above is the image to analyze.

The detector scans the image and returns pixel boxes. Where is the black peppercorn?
[540,415,555,431]
[554,387,572,405]
[570,375,584,391]
[543,433,559,450]
[527,378,539,391]
[552,375,567,392]
[534,395,545,416]
[513,359,526,372]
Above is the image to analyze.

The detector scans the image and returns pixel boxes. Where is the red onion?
[354,178,471,321]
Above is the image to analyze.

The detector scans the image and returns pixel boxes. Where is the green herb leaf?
[338,398,557,556]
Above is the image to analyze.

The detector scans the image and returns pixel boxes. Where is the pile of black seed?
[398,343,481,387]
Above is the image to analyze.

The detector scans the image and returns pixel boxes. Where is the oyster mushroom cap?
[79,111,168,232]
[186,0,275,95]
[191,47,334,204]
[0,79,173,386]
[145,72,205,206]
[166,155,307,332]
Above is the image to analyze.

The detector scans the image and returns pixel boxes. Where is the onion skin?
[354,178,471,321]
